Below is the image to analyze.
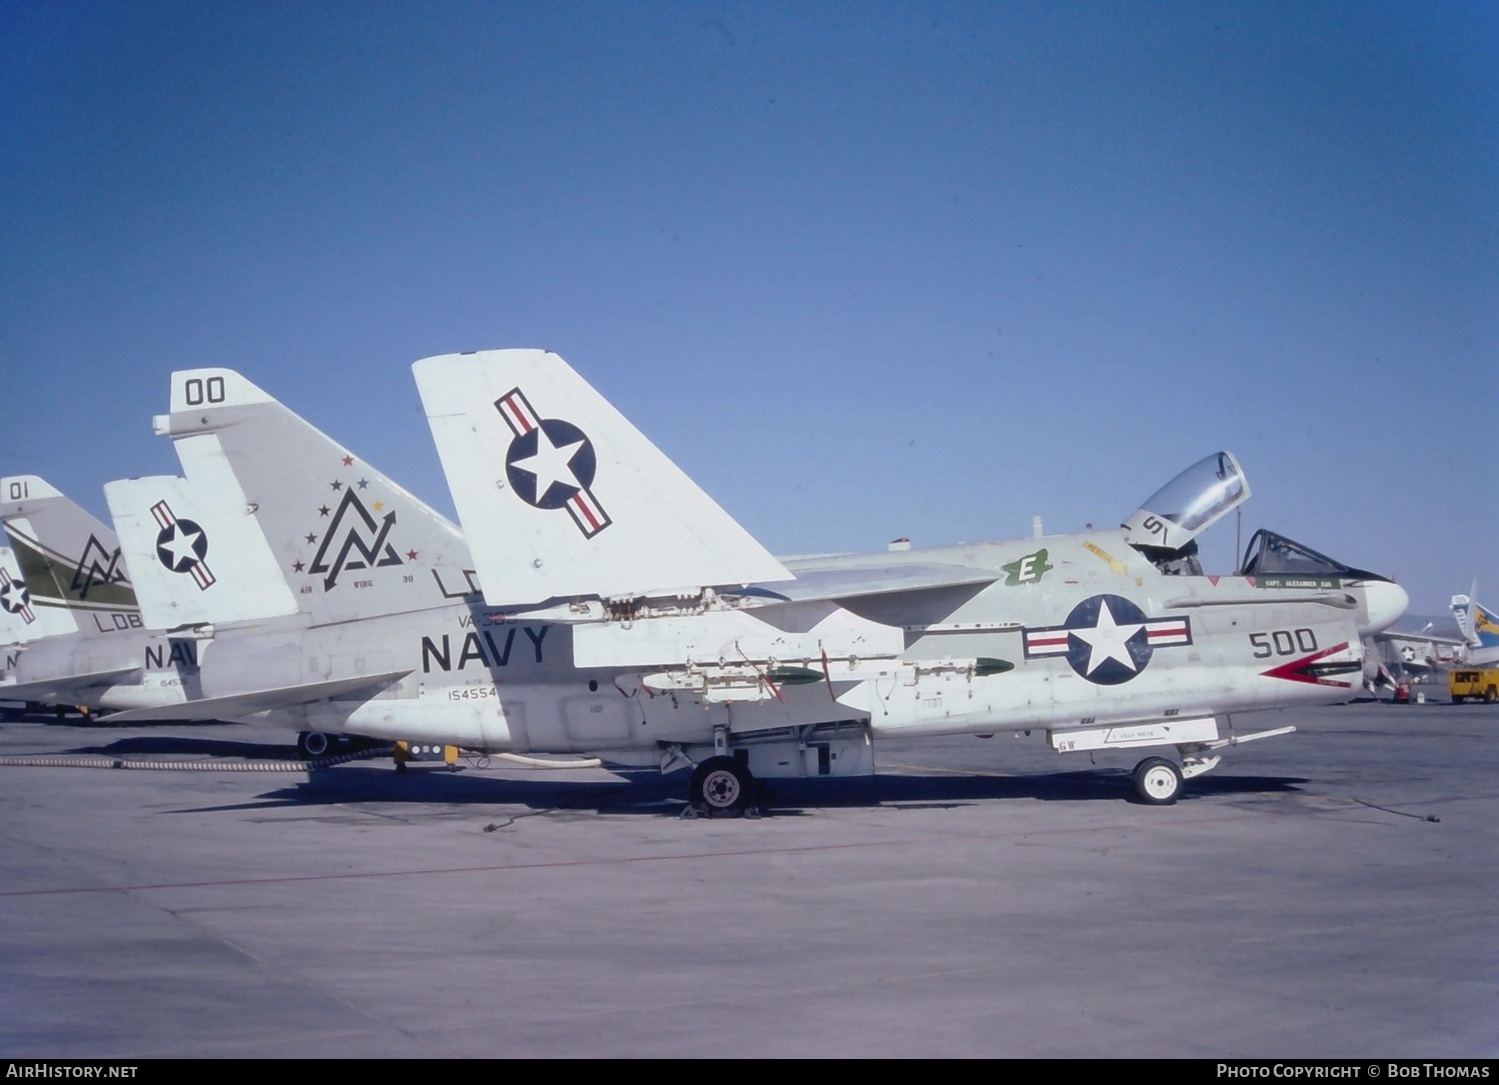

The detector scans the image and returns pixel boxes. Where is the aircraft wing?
[1375,630,1466,650]
[730,561,1000,603]
[103,669,411,723]
[1369,629,1467,671]
[1,666,142,703]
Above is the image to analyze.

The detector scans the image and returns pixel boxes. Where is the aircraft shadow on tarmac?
[71,734,307,760]
[55,732,1306,816]
[154,759,1309,818]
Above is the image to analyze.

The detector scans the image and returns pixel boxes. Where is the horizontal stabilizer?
[1,666,141,703]
[104,669,411,723]
[413,350,792,606]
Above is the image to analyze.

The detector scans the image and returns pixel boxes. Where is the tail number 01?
[1250,628,1318,658]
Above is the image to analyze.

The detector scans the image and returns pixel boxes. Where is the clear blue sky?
[2,1,1494,617]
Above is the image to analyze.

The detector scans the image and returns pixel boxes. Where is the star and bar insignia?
[1023,594,1191,685]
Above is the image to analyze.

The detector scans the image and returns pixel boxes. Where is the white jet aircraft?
[413,349,1407,807]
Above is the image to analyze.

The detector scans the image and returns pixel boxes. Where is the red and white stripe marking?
[495,388,540,436]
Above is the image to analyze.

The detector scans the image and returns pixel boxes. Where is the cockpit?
[1236,529,1385,582]
[1121,450,1398,590]
[1120,451,1407,632]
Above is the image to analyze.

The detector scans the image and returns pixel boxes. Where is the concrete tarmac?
[0,697,1495,1058]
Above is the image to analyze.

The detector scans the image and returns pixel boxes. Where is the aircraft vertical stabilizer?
[1452,591,1499,666]
[154,369,476,625]
[104,475,299,630]
[1,545,78,643]
[413,349,792,607]
[1,475,134,633]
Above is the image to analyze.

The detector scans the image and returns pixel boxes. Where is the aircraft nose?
[1359,579,1409,635]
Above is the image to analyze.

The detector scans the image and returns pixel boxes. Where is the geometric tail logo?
[495,387,612,539]
[70,534,129,600]
[0,567,34,623]
[151,501,216,590]
[307,489,402,591]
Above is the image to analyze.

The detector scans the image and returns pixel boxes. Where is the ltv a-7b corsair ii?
[415,349,1406,807]
[105,353,1405,808]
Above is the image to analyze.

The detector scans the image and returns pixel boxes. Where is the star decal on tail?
[495,387,612,539]
[0,567,34,623]
[151,501,215,590]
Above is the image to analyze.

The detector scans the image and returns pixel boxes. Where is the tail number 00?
[184,377,226,406]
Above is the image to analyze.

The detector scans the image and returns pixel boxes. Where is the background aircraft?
[0,476,200,714]
[1451,589,1499,666]
[102,368,559,763]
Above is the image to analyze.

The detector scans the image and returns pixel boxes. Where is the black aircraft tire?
[296,731,334,760]
[1132,757,1183,805]
[690,756,753,812]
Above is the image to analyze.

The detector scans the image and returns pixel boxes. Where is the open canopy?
[1121,450,1250,554]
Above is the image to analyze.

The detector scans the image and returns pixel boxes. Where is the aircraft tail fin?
[1,545,79,642]
[154,370,476,626]
[1452,594,1473,643]
[1,475,136,635]
[1452,588,1499,664]
[413,349,791,608]
[104,475,300,630]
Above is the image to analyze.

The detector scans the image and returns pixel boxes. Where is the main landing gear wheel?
[1132,757,1183,805]
[296,731,334,760]
[689,756,754,814]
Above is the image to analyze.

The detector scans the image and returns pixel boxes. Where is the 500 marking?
[1249,628,1318,658]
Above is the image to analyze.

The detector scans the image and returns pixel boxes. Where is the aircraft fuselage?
[171,528,1378,760]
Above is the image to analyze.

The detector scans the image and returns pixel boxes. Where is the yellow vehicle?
[1449,669,1499,704]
